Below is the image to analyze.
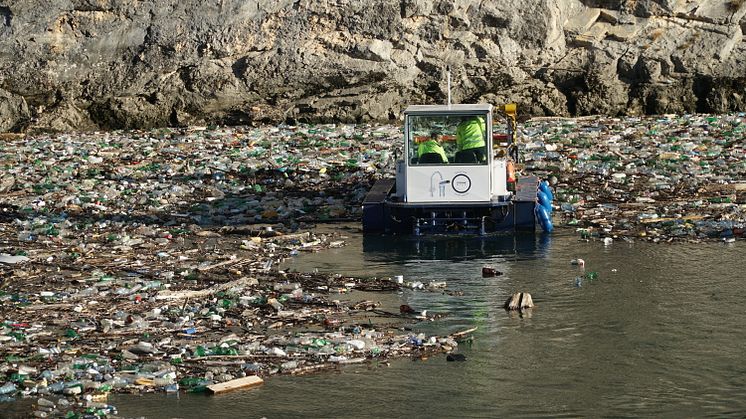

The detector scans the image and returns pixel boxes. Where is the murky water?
[109,229,746,418]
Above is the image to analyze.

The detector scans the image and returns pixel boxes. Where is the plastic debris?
[481,267,503,277]
[400,304,415,314]
[521,114,745,242]
[446,353,467,362]
[0,115,742,416]
[0,254,29,264]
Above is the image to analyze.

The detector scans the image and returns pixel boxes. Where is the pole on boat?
[446,65,452,108]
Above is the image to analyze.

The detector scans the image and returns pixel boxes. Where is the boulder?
[0,89,29,132]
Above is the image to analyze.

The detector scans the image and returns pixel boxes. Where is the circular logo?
[451,174,471,194]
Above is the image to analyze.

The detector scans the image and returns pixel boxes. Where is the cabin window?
[407,114,488,166]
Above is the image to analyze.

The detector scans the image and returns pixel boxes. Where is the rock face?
[0,0,745,131]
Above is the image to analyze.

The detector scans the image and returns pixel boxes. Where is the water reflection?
[110,232,746,418]
[361,232,553,262]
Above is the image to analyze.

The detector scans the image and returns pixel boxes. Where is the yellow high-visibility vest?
[417,140,448,163]
[456,117,486,151]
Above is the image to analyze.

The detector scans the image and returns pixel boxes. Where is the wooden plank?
[207,376,264,394]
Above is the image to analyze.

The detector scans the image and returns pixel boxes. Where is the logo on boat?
[451,173,471,194]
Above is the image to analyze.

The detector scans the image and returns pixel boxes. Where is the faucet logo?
[429,171,448,197]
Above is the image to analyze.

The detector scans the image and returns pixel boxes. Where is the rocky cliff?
[1,0,745,132]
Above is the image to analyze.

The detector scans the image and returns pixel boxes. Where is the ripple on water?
[111,233,746,418]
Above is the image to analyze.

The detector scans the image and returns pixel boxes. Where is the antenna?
[446,65,452,108]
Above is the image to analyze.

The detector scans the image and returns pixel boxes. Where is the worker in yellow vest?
[456,116,486,163]
[417,132,448,164]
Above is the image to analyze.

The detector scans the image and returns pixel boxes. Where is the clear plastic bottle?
[0,382,17,395]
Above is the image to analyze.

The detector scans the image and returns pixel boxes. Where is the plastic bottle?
[153,376,174,386]
[0,382,17,395]
[194,346,210,357]
[37,398,55,407]
[46,382,65,393]
[267,298,283,311]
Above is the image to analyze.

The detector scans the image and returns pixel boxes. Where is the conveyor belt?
[363,178,395,204]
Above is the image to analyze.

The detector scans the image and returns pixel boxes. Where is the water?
[108,229,746,417]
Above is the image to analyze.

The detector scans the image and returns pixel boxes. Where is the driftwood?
[156,276,258,300]
[450,327,478,339]
[504,292,534,311]
[197,258,245,272]
[290,364,334,375]
[22,303,74,311]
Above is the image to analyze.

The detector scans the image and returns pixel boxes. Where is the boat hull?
[363,177,540,235]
